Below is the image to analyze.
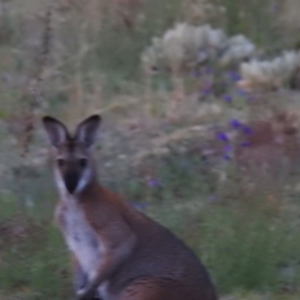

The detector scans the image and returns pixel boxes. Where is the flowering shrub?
[239,50,300,90]
[141,23,256,74]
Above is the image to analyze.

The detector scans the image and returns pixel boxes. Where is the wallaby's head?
[43,115,101,195]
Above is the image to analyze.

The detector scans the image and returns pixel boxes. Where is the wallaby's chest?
[56,200,101,278]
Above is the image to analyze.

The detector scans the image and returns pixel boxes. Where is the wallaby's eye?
[78,158,87,168]
[57,159,65,167]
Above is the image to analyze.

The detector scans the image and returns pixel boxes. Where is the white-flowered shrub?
[219,35,256,67]
[239,50,300,90]
[141,23,256,73]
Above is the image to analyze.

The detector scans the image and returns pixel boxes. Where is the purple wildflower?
[201,86,211,95]
[217,132,229,142]
[236,88,248,96]
[201,81,213,95]
[240,141,250,147]
[242,126,253,135]
[192,70,201,78]
[223,94,233,102]
[230,119,242,129]
[227,71,241,82]
[222,154,231,161]
[224,144,232,153]
[131,202,148,210]
[205,66,213,74]
[147,179,159,188]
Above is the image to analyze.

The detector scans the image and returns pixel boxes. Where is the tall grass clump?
[0,216,70,299]
[201,198,299,293]
[97,0,184,78]
[141,145,300,295]
[150,183,300,295]
[213,0,283,50]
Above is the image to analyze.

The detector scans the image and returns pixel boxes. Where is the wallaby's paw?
[77,287,98,300]
[76,288,88,300]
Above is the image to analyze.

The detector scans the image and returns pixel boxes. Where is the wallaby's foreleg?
[72,254,88,291]
[72,254,102,300]
[77,227,136,300]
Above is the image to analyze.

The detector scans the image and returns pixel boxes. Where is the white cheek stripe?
[54,167,68,196]
[75,167,92,194]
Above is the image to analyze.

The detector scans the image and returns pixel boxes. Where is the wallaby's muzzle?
[64,172,80,194]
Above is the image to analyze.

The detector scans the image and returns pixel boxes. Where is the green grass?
[144,150,300,295]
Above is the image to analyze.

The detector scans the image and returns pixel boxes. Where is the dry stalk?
[11,4,54,216]
[22,3,53,157]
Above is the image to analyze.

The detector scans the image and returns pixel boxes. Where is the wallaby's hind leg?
[117,278,201,300]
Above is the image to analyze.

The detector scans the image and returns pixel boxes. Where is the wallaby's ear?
[42,116,70,147]
[74,115,101,147]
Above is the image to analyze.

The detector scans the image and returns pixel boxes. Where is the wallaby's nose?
[64,172,80,194]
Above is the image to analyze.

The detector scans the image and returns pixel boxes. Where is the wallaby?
[42,115,218,300]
